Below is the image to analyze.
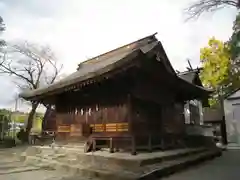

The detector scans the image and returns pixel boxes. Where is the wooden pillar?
[160,106,165,150]
[92,138,96,152]
[148,134,152,152]
[127,94,133,133]
[109,137,114,153]
[85,108,88,124]
[127,94,137,155]
[104,107,107,132]
[131,136,137,155]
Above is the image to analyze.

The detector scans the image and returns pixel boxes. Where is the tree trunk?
[26,102,39,134]
[220,96,228,145]
[42,105,52,131]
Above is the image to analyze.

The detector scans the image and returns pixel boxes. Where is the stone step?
[0,165,42,175]
[24,156,86,171]
[30,145,85,156]
[0,159,21,165]
[74,149,222,180]
[75,147,208,171]
[23,148,221,180]
[30,159,136,180]
[23,147,208,170]
[138,149,222,180]
[0,161,26,170]
[45,149,221,180]
[138,147,207,166]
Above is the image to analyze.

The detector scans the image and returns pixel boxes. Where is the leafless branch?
[185,0,239,21]
[0,52,36,87]
[0,41,63,133]
[48,59,63,84]
[0,41,63,91]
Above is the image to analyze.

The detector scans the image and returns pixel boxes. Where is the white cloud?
[0,0,238,111]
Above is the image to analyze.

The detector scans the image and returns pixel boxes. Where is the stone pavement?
[162,149,240,180]
[0,146,222,180]
[0,146,95,180]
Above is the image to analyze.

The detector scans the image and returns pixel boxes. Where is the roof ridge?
[77,32,158,70]
[178,68,202,75]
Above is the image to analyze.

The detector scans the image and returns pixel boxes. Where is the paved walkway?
[162,150,240,180]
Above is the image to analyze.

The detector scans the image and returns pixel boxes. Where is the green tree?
[0,109,10,116]
[35,112,44,119]
[226,13,240,94]
[200,37,234,105]
[0,109,11,138]
[229,13,240,60]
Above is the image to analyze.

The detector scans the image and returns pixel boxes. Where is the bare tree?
[0,41,63,134]
[185,0,240,21]
[0,16,5,46]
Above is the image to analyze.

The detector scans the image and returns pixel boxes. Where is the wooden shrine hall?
[20,33,212,155]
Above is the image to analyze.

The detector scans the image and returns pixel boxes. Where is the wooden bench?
[90,136,135,154]
[91,137,114,153]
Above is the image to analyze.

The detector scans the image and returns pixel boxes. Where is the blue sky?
[0,0,238,111]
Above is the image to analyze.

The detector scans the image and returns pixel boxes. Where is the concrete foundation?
[20,144,222,180]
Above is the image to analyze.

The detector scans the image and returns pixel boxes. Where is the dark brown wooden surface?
[43,53,205,152]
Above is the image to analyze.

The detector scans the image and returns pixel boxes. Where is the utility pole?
[13,97,18,139]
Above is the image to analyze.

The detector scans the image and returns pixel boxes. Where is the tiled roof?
[20,33,161,99]
[19,34,212,101]
[178,71,197,83]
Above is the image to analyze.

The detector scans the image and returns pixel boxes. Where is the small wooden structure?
[20,33,211,154]
[178,69,209,125]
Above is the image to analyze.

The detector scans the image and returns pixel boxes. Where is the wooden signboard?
[116,122,128,132]
[57,125,70,133]
[70,124,82,136]
[90,123,129,132]
[92,124,104,132]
